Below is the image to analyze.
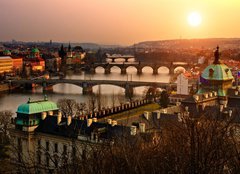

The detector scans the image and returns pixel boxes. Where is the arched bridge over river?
[7,79,181,97]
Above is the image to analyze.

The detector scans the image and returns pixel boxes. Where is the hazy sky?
[0,0,240,45]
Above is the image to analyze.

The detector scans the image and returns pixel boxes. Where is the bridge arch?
[157,66,170,74]
[110,65,121,73]
[174,66,186,74]
[92,84,125,94]
[141,66,153,74]
[126,66,138,74]
[49,83,83,94]
[95,66,105,73]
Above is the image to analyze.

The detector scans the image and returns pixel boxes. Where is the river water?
[0,61,172,115]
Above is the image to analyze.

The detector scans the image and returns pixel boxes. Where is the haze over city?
[1,0,240,45]
[2,0,240,173]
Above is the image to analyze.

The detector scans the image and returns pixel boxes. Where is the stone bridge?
[87,62,190,75]
[106,55,135,62]
[7,79,178,97]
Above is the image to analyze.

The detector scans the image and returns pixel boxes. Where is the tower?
[198,46,233,96]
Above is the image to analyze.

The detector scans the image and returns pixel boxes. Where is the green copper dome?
[3,50,11,55]
[31,48,40,53]
[17,99,58,114]
[201,63,233,81]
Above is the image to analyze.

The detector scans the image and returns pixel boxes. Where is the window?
[72,146,76,161]
[63,145,67,154]
[46,141,49,151]
[17,138,22,151]
[46,155,49,167]
[38,140,41,149]
[54,143,58,153]
[54,157,58,168]
[37,152,41,164]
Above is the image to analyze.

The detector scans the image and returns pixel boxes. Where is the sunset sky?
[0,0,240,45]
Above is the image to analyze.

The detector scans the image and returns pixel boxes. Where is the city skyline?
[1,0,240,45]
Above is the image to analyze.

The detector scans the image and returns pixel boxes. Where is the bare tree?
[57,99,87,117]
[0,110,13,173]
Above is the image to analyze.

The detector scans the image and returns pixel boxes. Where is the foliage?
[57,99,87,117]
[159,90,169,108]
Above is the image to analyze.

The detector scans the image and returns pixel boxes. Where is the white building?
[177,73,189,95]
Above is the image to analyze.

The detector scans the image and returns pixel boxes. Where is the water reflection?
[0,66,170,114]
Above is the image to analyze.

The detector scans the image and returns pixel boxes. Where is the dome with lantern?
[198,46,234,96]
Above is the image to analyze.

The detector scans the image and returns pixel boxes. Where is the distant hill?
[69,43,121,50]
[134,38,240,49]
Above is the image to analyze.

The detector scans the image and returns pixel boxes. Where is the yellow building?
[0,56,13,74]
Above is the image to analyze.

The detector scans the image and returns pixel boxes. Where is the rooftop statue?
[213,46,220,64]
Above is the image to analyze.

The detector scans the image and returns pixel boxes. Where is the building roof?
[36,116,130,139]
[201,63,233,81]
[17,98,58,114]
[3,50,11,55]
[32,48,40,53]
[0,56,12,59]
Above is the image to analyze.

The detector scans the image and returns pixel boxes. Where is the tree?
[159,90,169,108]
[0,110,13,173]
[0,110,12,143]
[57,99,87,118]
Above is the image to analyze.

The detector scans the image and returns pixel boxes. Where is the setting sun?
[188,12,202,27]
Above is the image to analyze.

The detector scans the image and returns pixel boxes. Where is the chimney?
[156,111,161,119]
[67,116,72,126]
[87,118,93,127]
[48,111,53,116]
[229,110,233,117]
[220,105,224,112]
[93,118,97,122]
[112,120,117,126]
[144,111,149,120]
[177,113,182,122]
[139,123,145,133]
[130,125,137,135]
[41,112,47,120]
[235,91,238,95]
[57,111,62,125]
[107,119,112,125]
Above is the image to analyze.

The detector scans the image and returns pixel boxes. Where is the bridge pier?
[105,67,110,74]
[137,68,142,75]
[90,67,96,74]
[82,83,93,95]
[25,83,33,90]
[125,84,134,98]
[153,68,158,75]
[121,68,126,75]
[169,67,174,75]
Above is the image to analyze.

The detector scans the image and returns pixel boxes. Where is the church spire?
[68,42,71,52]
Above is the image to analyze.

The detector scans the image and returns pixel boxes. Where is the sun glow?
[188,12,202,27]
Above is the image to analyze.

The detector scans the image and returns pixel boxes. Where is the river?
[0,64,172,115]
